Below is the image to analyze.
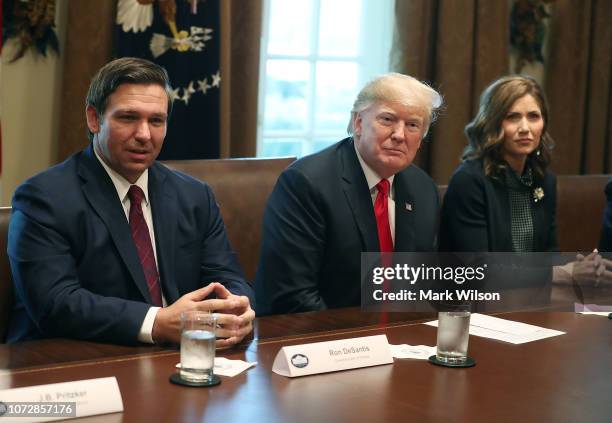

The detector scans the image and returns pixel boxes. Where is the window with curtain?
[257,0,395,158]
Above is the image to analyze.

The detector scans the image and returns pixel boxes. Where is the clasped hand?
[572,250,612,287]
[152,282,255,347]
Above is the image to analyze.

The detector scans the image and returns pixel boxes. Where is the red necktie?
[128,185,162,307]
[374,179,394,253]
[375,179,393,326]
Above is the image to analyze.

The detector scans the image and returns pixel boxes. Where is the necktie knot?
[128,185,145,204]
[376,179,390,197]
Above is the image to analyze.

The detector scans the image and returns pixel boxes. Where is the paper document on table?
[578,311,611,317]
[176,357,256,377]
[424,313,565,344]
[389,344,437,360]
[574,302,612,314]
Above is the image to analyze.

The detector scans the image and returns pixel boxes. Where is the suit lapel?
[339,139,379,252]
[393,171,416,251]
[77,146,152,302]
[149,164,179,303]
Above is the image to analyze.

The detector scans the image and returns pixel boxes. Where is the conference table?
[0,309,609,422]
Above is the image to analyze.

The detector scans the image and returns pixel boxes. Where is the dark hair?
[85,57,173,141]
[463,75,554,179]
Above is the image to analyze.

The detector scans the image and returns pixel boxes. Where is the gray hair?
[347,73,443,136]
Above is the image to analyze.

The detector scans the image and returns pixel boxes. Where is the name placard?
[0,377,123,422]
[272,334,393,378]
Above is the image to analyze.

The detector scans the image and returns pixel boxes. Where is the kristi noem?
[372,289,500,301]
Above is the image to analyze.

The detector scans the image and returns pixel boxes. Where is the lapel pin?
[405,203,413,211]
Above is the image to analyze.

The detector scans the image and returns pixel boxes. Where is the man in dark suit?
[255,73,443,315]
[7,57,254,345]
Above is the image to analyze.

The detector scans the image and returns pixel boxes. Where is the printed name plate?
[0,377,123,422]
[272,334,393,377]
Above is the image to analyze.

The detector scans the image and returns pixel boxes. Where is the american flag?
[115,0,221,160]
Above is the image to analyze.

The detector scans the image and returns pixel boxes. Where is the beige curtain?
[393,0,612,180]
[546,0,612,174]
[220,0,263,158]
[57,0,116,162]
[392,0,509,184]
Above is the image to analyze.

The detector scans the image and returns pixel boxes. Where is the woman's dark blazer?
[439,159,558,252]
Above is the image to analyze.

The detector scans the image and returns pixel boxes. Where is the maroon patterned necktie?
[128,185,162,307]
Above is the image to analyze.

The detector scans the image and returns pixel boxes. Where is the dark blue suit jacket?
[7,146,253,344]
[439,159,558,252]
[598,179,612,252]
[254,138,439,315]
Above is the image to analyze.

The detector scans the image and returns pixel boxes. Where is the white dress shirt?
[354,143,396,244]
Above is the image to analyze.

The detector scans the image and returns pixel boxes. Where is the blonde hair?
[347,73,443,136]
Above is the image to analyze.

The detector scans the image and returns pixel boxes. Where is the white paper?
[213,357,257,377]
[424,313,565,344]
[272,335,393,377]
[0,377,123,422]
[574,302,612,313]
[389,344,436,360]
[175,357,257,377]
[577,311,611,317]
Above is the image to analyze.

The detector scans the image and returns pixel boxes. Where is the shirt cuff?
[138,307,161,344]
[552,262,575,284]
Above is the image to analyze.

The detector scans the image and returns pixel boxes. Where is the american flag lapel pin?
[405,202,413,211]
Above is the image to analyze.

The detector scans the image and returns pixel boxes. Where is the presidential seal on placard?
[290,354,309,369]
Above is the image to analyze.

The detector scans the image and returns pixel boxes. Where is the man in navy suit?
[7,57,254,345]
[255,73,443,315]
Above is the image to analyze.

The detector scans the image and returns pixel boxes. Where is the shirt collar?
[353,140,394,193]
[94,147,150,205]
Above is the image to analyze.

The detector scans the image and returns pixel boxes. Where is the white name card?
[272,334,393,378]
[0,377,123,422]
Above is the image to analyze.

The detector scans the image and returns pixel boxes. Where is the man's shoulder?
[288,138,347,175]
[396,163,437,195]
[16,151,82,194]
[273,139,349,191]
[399,163,435,183]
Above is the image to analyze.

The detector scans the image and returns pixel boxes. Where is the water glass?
[436,310,471,364]
[180,311,217,382]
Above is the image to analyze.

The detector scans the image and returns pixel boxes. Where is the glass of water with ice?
[436,309,471,364]
[180,311,217,382]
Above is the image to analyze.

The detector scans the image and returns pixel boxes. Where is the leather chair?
[0,207,13,342]
[162,157,296,282]
[556,174,609,252]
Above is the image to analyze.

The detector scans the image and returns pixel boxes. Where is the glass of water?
[436,309,471,364]
[179,311,217,382]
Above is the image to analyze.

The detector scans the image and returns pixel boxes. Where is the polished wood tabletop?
[0,309,610,422]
